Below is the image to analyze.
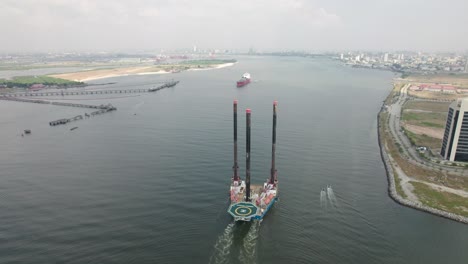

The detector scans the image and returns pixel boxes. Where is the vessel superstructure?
[228,100,278,221]
[236,73,251,87]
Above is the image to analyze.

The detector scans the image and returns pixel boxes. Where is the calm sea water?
[0,56,467,264]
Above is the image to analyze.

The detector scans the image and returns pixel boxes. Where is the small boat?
[70,127,78,131]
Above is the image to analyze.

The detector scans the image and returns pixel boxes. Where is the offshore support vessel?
[228,100,278,221]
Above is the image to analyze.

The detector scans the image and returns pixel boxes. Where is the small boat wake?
[327,185,338,207]
[209,221,262,264]
[209,223,235,264]
[320,189,327,208]
[239,221,261,264]
[321,185,338,208]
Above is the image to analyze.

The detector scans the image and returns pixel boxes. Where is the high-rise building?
[384,53,389,62]
[441,98,468,161]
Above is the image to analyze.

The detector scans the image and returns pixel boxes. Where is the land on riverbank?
[379,76,468,222]
[0,75,83,89]
[403,73,468,89]
[50,59,236,82]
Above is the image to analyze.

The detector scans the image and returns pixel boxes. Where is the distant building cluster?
[0,46,235,67]
[338,52,467,74]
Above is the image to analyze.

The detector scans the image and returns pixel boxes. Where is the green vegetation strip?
[403,101,451,113]
[0,75,83,88]
[402,110,446,131]
[180,59,236,65]
[411,181,468,217]
[402,111,446,123]
[420,121,444,128]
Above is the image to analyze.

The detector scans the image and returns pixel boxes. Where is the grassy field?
[402,111,447,128]
[403,101,451,112]
[0,75,83,88]
[411,181,468,217]
[401,100,446,150]
[408,90,461,100]
[381,112,468,191]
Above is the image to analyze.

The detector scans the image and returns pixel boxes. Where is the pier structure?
[0,96,117,127]
[2,89,148,97]
[0,96,116,110]
[1,81,179,97]
[0,81,178,127]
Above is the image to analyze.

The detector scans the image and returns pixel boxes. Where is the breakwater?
[377,109,468,224]
[49,105,116,126]
[0,95,117,127]
[0,96,114,109]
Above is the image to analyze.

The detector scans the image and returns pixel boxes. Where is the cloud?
[0,0,344,51]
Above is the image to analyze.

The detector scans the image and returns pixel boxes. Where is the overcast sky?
[1,0,467,52]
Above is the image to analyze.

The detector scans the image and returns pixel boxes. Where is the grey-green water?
[0,56,467,263]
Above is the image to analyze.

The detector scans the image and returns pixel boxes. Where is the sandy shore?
[50,67,169,82]
[50,62,236,82]
[403,123,444,139]
[79,70,170,82]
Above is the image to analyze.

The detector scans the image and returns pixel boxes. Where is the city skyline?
[0,0,467,52]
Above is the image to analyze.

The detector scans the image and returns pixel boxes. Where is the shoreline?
[377,101,468,224]
[51,62,236,82]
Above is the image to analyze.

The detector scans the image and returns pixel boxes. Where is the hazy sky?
[1,0,467,52]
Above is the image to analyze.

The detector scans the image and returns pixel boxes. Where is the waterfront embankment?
[378,83,468,224]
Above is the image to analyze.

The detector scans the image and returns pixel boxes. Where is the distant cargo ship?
[236,73,251,87]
